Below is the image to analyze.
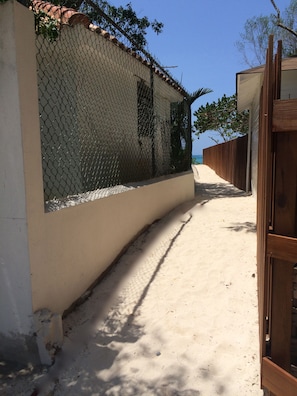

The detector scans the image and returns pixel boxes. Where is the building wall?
[250,95,260,195]
[30,172,194,314]
[0,0,41,363]
[37,24,185,199]
[281,70,297,100]
[203,135,249,191]
[153,76,183,174]
[0,1,194,364]
[247,69,297,196]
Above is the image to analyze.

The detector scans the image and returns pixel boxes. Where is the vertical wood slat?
[268,38,294,372]
[257,35,279,396]
[274,40,282,101]
[270,40,282,233]
[257,35,275,363]
[257,85,266,360]
[203,134,249,191]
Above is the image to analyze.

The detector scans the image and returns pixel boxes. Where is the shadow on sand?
[195,180,249,204]
[0,166,254,395]
[225,221,257,233]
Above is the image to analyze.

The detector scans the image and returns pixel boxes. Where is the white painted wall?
[0,0,41,362]
[250,95,260,195]
[0,1,194,364]
[36,24,184,199]
[281,70,297,99]
[30,171,194,314]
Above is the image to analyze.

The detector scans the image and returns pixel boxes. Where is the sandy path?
[1,165,263,395]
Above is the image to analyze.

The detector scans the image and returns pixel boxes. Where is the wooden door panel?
[269,131,297,372]
[262,357,297,396]
[273,100,297,132]
[268,234,297,261]
[258,37,297,393]
[270,260,294,371]
[273,132,297,238]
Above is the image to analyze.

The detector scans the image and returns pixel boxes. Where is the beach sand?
[0,165,263,395]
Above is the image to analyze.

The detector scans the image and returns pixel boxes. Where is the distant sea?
[192,154,203,164]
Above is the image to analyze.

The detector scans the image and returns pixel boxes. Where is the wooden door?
[257,37,297,395]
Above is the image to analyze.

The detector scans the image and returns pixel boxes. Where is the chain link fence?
[34,5,191,210]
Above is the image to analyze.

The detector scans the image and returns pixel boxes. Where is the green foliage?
[236,0,297,67]
[34,10,59,42]
[170,100,190,172]
[170,88,212,172]
[0,0,59,40]
[193,94,249,144]
[53,0,163,48]
[32,0,162,46]
[186,87,213,106]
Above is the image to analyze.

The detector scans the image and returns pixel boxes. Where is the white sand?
[0,165,263,395]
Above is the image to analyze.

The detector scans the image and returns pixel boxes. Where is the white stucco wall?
[30,171,194,314]
[36,24,185,199]
[0,0,41,362]
[281,70,297,99]
[0,1,194,364]
[250,95,260,195]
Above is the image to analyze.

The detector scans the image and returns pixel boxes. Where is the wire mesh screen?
[35,18,190,210]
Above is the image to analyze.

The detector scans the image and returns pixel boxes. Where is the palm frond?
[186,88,213,105]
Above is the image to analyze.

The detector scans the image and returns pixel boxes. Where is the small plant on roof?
[0,0,59,40]
[34,10,60,41]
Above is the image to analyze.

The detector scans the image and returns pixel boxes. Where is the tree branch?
[270,0,297,38]
[277,22,297,38]
[270,0,280,19]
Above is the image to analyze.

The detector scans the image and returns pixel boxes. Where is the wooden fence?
[203,134,249,191]
[257,37,297,394]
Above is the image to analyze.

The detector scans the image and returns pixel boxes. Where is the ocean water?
[192,154,203,164]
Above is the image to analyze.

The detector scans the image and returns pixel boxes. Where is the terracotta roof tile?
[31,0,187,96]
[32,0,90,27]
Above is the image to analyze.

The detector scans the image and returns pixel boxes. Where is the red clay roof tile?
[31,0,187,96]
[32,0,90,27]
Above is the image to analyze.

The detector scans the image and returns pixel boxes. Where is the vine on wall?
[34,10,59,41]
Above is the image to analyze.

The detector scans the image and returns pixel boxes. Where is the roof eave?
[236,57,297,112]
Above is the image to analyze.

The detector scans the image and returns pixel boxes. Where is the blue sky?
[111,0,289,154]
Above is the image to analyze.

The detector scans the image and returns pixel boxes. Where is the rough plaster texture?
[0,0,36,360]
[30,171,194,315]
[34,309,63,365]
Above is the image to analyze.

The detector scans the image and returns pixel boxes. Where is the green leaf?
[193,94,249,142]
